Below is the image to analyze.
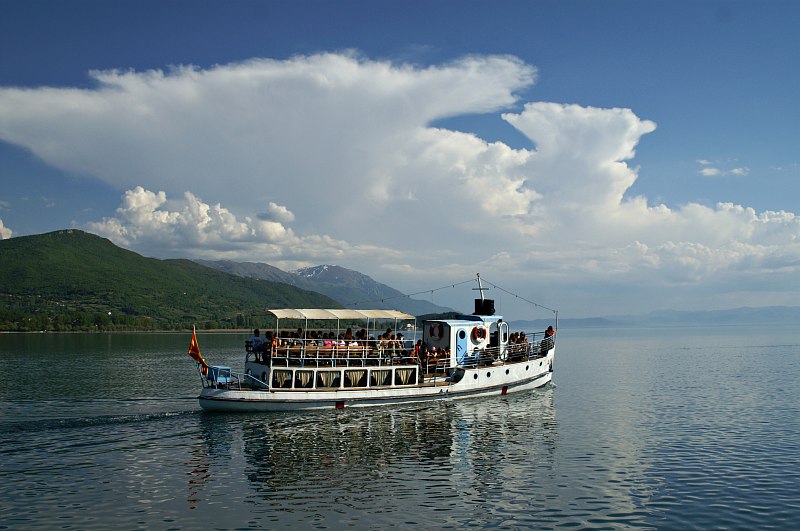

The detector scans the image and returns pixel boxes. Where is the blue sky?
[1,0,798,317]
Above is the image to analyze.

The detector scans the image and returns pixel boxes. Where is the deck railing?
[212,328,554,392]
[246,328,552,372]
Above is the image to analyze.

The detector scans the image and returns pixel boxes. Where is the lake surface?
[1,326,799,529]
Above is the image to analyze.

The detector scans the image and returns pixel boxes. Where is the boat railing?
[449,330,550,367]
[244,328,553,374]
[203,369,270,391]
[255,341,420,369]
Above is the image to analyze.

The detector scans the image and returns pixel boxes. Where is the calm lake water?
[1,326,799,529]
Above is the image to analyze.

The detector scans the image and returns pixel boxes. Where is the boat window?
[316,371,340,388]
[370,369,391,387]
[272,370,292,388]
[345,370,367,388]
[295,370,314,388]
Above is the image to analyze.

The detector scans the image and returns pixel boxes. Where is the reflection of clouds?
[241,405,456,492]
[551,332,668,526]
[230,389,557,525]
[449,388,557,518]
[186,414,238,509]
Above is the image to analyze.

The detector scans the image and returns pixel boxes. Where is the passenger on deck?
[251,329,268,363]
[427,346,438,371]
[393,333,403,356]
[541,326,556,353]
[251,328,262,348]
[416,341,428,368]
[306,331,318,347]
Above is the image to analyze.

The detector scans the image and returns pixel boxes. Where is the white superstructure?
[194,275,557,411]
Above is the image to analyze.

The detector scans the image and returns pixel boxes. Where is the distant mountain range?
[195,261,452,316]
[0,230,338,331]
[512,306,800,330]
[2,229,798,332]
[612,306,800,327]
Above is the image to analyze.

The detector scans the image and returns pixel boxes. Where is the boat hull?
[199,352,554,412]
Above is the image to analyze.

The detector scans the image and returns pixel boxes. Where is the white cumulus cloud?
[1,53,799,315]
[259,202,295,224]
[696,159,750,177]
[0,218,12,239]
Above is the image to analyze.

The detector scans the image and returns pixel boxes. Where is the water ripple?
[2,328,800,529]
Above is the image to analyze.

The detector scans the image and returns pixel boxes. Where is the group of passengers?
[249,327,413,364]
[508,331,529,344]
[414,341,449,374]
[504,331,532,361]
[507,327,557,358]
[249,324,556,369]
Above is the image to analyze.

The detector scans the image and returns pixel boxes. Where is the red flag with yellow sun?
[187,326,209,374]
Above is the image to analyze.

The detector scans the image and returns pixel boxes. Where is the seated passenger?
[252,329,274,363]
[251,328,262,349]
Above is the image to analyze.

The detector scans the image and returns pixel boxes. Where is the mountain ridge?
[3,229,799,331]
[196,261,453,316]
[0,229,340,331]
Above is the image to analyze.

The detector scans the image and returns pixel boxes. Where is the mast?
[472,273,495,315]
[473,273,487,302]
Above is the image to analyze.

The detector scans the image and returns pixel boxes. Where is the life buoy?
[429,323,444,340]
[472,326,487,342]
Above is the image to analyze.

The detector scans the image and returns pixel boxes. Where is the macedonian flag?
[187,326,209,373]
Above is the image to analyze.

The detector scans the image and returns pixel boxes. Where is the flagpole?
[187,324,209,375]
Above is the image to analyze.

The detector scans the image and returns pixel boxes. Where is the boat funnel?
[473,298,495,315]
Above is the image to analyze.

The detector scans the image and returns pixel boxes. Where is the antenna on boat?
[473,273,487,302]
[473,273,495,315]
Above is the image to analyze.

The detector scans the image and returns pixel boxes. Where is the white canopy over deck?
[265,309,417,342]
[267,309,415,320]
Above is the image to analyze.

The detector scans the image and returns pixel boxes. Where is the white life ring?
[472,326,486,342]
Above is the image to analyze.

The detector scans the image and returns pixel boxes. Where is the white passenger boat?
[189,275,557,411]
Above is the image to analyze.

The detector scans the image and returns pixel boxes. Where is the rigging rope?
[352,275,557,315]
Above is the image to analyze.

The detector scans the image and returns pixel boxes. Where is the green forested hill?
[0,229,340,331]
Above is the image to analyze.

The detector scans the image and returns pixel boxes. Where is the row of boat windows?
[250,360,545,390]
[257,367,419,389]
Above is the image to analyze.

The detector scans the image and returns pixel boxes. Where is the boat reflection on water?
[185,413,242,509]
[229,387,556,514]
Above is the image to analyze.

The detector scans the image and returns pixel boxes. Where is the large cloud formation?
[1,53,798,314]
